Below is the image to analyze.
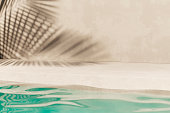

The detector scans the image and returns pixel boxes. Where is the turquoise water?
[0,84,170,113]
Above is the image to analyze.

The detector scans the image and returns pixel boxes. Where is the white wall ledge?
[0,62,170,90]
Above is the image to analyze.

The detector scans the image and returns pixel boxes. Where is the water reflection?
[0,83,170,113]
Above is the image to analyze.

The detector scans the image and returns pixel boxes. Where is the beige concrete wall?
[59,0,170,63]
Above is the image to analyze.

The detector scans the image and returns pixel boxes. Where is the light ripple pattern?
[0,83,170,113]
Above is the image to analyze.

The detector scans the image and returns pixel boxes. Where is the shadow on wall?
[0,53,3,59]
[0,0,110,62]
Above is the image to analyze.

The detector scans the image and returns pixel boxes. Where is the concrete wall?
[59,0,170,63]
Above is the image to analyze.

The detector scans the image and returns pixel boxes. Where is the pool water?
[0,84,170,113]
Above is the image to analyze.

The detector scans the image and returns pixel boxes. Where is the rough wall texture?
[59,0,170,63]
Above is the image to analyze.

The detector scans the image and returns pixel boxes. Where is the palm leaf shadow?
[0,0,110,62]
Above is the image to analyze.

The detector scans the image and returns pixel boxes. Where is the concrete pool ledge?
[0,62,170,91]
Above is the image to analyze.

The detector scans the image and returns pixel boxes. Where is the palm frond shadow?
[0,0,110,62]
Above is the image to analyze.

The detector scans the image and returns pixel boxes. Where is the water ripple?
[0,83,170,113]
